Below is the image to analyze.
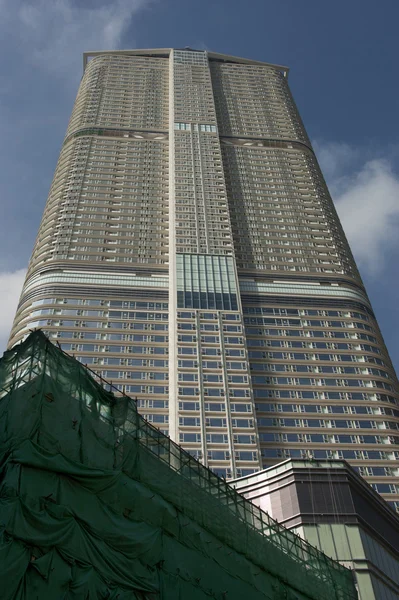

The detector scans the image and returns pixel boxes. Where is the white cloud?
[334,159,399,274]
[1,0,153,78]
[314,142,399,275]
[313,140,360,182]
[0,269,26,355]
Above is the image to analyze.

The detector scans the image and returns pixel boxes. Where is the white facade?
[9,50,399,502]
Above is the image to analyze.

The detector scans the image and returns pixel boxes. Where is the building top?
[82,48,289,77]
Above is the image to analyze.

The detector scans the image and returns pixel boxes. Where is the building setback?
[9,48,399,511]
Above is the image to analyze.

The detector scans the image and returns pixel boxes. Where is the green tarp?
[0,331,357,599]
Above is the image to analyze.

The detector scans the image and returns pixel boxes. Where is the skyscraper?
[9,49,399,511]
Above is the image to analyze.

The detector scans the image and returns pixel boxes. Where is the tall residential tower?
[9,49,399,511]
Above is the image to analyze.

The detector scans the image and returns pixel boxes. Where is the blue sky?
[1,0,399,371]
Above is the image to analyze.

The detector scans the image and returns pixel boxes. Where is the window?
[174,122,191,131]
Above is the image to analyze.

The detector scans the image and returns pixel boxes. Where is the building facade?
[232,460,399,599]
[9,49,399,510]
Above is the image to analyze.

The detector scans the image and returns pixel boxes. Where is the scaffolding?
[0,331,357,599]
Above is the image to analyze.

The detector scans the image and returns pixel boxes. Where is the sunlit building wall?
[9,49,399,510]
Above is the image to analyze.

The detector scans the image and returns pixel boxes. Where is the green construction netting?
[0,331,357,600]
